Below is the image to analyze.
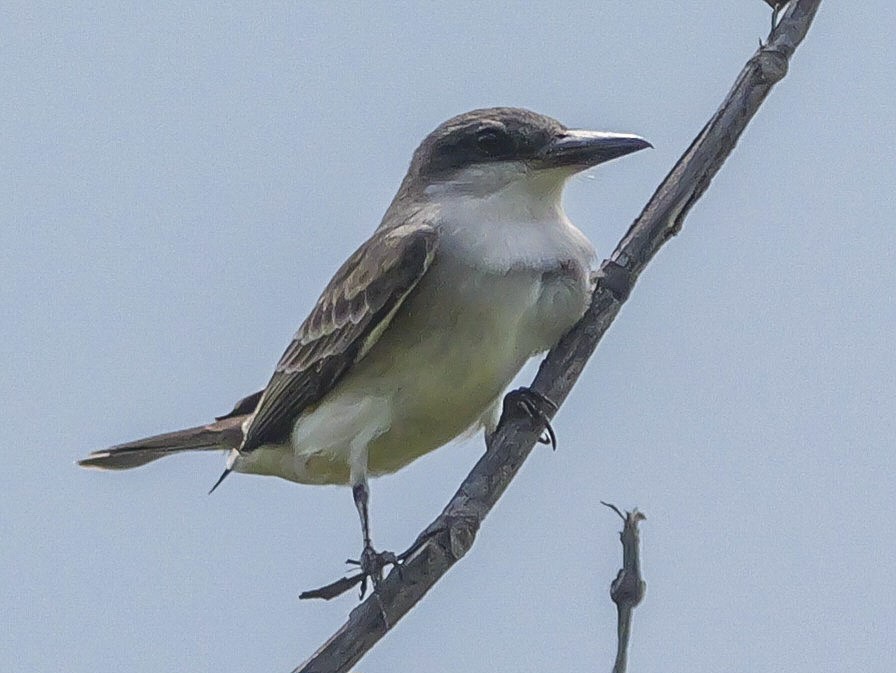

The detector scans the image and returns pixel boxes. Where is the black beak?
[540,130,652,170]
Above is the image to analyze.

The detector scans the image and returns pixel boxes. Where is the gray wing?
[240,222,438,452]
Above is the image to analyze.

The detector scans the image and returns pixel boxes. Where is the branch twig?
[294,2,821,671]
[602,503,647,673]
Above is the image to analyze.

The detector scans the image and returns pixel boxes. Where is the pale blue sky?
[3,3,895,672]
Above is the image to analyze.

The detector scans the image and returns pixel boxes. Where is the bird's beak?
[539,130,652,170]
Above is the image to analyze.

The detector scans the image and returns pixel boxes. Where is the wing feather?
[240,222,438,451]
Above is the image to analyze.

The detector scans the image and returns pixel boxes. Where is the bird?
[79,107,650,596]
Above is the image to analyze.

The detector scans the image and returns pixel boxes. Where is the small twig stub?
[602,503,647,673]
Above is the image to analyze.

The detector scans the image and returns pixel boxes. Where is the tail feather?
[78,415,246,471]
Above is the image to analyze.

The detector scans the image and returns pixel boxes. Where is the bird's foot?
[298,545,399,601]
[346,544,399,598]
[502,387,558,450]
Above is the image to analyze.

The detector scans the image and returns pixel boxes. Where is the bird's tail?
[78,415,246,471]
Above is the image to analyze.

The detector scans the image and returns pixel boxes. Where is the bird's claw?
[346,545,399,598]
[299,546,400,601]
[503,387,559,450]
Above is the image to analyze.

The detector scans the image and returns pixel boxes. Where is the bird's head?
[398,107,650,202]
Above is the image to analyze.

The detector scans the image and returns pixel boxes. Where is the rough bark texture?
[294,2,822,671]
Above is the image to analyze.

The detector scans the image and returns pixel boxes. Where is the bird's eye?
[475,128,512,157]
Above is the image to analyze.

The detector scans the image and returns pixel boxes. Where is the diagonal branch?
[294,2,821,671]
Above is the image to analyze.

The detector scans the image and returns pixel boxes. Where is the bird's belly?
[363,313,527,476]
[357,263,587,477]
[244,261,588,486]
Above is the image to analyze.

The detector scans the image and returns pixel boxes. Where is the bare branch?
[602,503,647,673]
[294,2,822,671]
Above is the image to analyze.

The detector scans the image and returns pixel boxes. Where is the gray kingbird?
[79,107,650,594]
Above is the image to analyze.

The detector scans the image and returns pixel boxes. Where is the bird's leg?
[299,466,399,600]
[345,479,397,598]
